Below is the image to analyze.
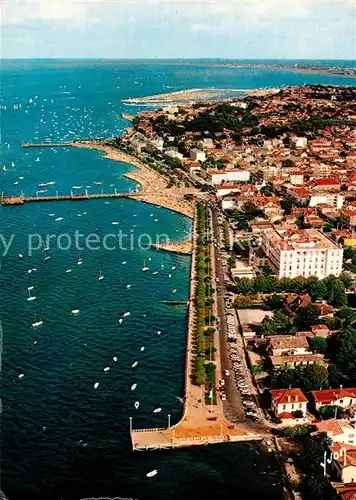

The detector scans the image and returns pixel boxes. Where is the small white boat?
[27,286,34,291]
[98,269,104,281]
[126,284,132,288]
[134,401,140,409]
[122,261,127,264]
[142,259,149,272]
[171,266,176,270]
[118,318,123,324]
[168,274,172,278]
[123,312,130,317]
[132,361,138,368]
[49,213,55,216]
[146,469,158,477]
[152,271,158,275]
[77,255,83,265]
[65,269,72,273]
[18,373,24,379]
[111,221,119,225]
[54,217,63,221]
[103,367,110,372]
[35,156,40,162]
[94,382,99,389]
[32,320,43,328]
[71,309,80,315]
[14,181,19,185]
[93,181,102,185]
[18,253,23,258]
[131,383,137,391]
[157,330,161,335]
[153,407,162,413]
[140,346,145,352]
[113,356,118,362]
[172,289,177,294]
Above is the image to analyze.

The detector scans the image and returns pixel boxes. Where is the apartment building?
[261,228,343,279]
[209,169,250,186]
[190,148,206,162]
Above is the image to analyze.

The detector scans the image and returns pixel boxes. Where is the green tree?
[296,304,320,329]
[295,364,329,391]
[301,475,338,500]
[319,405,342,420]
[283,424,310,439]
[333,327,356,379]
[308,337,328,354]
[339,271,354,289]
[309,281,328,301]
[336,307,356,328]
[327,278,347,307]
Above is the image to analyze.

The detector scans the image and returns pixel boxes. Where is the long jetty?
[1,192,131,205]
[21,142,73,148]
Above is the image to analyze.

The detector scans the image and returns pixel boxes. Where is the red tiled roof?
[338,484,356,500]
[315,178,340,186]
[271,388,308,405]
[311,388,356,404]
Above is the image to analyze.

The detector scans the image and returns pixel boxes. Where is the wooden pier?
[21,142,73,148]
[1,192,131,205]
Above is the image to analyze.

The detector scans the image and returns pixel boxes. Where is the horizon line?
[1,57,355,63]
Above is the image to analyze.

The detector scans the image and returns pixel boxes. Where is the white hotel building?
[209,169,250,186]
[261,228,343,279]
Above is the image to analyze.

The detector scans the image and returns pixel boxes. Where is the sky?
[1,0,355,59]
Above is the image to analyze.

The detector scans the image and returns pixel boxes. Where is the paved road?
[210,206,247,422]
[210,206,270,431]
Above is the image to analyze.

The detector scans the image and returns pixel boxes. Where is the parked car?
[224,369,230,376]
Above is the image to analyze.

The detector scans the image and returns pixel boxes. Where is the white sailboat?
[32,313,43,328]
[131,383,137,391]
[27,289,36,301]
[132,361,138,368]
[153,407,162,413]
[98,269,104,281]
[142,259,149,272]
[71,309,80,314]
[77,255,83,265]
[134,401,140,409]
[140,346,145,352]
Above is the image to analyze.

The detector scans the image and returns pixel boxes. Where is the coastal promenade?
[130,208,267,451]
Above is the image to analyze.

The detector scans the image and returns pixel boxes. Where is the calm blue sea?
[0,60,353,500]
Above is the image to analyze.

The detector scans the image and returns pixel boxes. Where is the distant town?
[115,84,356,500]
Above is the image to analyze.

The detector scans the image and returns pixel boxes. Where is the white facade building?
[292,137,308,149]
[309,193,344,209]
[271,388,308,418]
[190,148,206,162]
[165,150,184,160]
[261,228,343,279]
[216,185,241,198]
[210,169,250,186]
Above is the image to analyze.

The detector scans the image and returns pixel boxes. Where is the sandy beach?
[72,141,196,220]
